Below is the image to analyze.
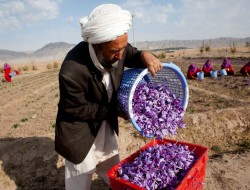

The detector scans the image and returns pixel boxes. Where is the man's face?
[99,33,128,65]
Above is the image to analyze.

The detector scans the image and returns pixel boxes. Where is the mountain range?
[1,37,249,64]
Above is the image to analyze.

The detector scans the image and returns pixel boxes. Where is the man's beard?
[95,50,119,71]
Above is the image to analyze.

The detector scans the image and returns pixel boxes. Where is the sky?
[0,0,249,52]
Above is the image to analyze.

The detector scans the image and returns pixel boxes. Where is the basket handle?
[162,62,182,71]
[143,74,150,82]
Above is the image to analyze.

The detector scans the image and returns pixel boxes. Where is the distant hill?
[33,42,75,56]
[0,49,30,63]
[0,42,75,64]
[0,37,249,64]
[136,37,250,50]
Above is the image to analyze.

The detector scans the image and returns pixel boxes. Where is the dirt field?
[0,47,249,190]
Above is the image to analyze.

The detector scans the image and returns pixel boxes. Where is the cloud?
[121,0,174,24]
[122,0,250,41]
[0,0,61,31]
[171,0,250,39]
[122,0,151,8]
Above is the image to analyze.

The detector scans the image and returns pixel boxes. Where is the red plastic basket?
[107,138,208,190]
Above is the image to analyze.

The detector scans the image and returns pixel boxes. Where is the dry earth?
[0,48,249,190]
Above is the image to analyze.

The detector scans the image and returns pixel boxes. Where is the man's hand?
[141,51,162,77]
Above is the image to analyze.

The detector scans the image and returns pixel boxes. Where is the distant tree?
[200,42,205,54]
[157,52,166,59]
[32,64,38,70]
[53,62,59,69]
[23,65,29,71]
[246,42,250,51]
[230,42,237,54]
[205,44,211,53]
[47,64,52,69]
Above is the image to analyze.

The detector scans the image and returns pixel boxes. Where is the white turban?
[79,4,132,44]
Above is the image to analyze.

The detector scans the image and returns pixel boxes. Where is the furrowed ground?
[0,46,249,189]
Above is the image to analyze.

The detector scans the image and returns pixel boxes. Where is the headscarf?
[221,58,231,69]
[4,63,10,70]
[202,59,213,70]
[188,64,198,72]
[244,61,250,67]
[79,4,132,44]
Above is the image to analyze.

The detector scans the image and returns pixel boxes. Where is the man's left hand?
[141,51,162,77]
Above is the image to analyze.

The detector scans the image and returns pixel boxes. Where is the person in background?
[14,70,20,75]
[240,61,250,76]
[54,4,162,190]
[202,59,213,77]
[221,58,235,75]
[9,70,20,78]
[3,63,11,82]
[187,64,201,79]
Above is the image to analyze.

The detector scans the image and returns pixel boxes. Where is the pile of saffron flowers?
[118,143,195,190]
[133,82,185,138]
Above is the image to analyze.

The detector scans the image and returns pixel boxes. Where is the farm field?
[0,47,249,190]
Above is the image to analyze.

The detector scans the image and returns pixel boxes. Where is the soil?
[0,51,249,190]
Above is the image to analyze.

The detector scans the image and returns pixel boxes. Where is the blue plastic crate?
[117,62,189,137]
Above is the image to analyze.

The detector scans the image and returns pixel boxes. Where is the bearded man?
[55,4,162,190]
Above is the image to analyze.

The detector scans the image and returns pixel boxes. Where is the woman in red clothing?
[3,63,11,82]
[240,61,250,76]
[221,58,235,76]
[187,64,201,79]
[202,59,213,77]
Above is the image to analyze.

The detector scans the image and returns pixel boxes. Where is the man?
[55,4,162,190]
